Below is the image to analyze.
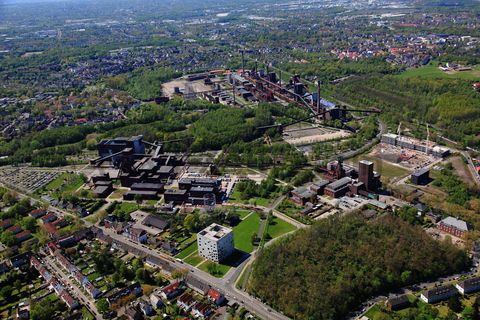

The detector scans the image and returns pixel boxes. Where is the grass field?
[229,187,271,207]
[347,154,410,182]
[175,240,197,259]
[184,253,204,267]
[233,212,261,253]
[42,173,85,195]
[266,216,296,239]
[198,261,231,278]
[396,63,480,80]
[117,202,138,214]
[237,209,252,219]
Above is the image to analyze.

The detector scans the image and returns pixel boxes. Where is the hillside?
[248,214,469,320]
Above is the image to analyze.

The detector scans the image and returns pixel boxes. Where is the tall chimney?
[317,80,321,114]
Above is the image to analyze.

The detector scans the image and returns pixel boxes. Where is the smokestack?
[317,80,321,114]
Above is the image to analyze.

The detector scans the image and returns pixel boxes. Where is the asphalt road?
[99,226,290,320]
[40,251,103,319]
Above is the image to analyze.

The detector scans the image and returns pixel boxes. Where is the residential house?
[420,285,457,303]
[192,302,213,319]
[125,227,148,243]
[177,293,196,311]
[30,209,46,219]
[160,281,182,300]
[386,295,409,311]
[15,231,31,243]
[150,292,164,309]
[0,219,13,230]
[40,212,57,224]
[456,277,480,295]
[207,288,225,305]
[7,224,22,235]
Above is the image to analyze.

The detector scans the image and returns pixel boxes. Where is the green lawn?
[81,306,95,320]
[347,154,410,180]
[87,272,100,281]
[229,188,271,207]
[175,241,197,259]
[233,212,261,253]
[396,63,480,80]
[276,199,313,225]
[184,253,204,267]
[266,216,296,239]
[115,202,138,216]
[198,261,231,278]
[237,209,253,219]
[39,173,86,199]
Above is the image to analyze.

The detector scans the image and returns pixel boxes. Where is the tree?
[447,296,462,313]
[462,306,478,320]
[251,233,260,245]
[30,302,57,320]
[184,213,197,232]
[135,268,149,283]
[2,191,17,205]
[134,194,143,207]
[0,285,12,301]
[13,279,22,293]
[96,298,110,314]
[21,216,37,232]
[171,268,189,280]
[1,231,16,247]
[401,270,412,284]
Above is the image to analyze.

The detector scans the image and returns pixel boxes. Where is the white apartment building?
[197,223,234,262]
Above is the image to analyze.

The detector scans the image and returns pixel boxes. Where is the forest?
[335,74,480,147]
[248,214,469,320]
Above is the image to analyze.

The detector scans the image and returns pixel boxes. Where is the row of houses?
[421,277,480,304]
[30,256,79,309]
[386,277,480,311]
[47,242,101,299]
[0,218,32,243]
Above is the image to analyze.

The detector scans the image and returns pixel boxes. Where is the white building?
[197,223,234,262]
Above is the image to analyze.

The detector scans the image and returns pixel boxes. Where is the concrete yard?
[282,124,351,146]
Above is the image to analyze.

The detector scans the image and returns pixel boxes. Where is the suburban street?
[99,225,291,320]
[40,250,103,319]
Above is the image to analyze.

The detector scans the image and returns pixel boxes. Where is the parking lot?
[0,167,60,193]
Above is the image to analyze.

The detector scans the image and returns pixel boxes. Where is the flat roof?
[93,185,111,194]
[359,160,373,166]
[125,190,158,196]
[131,183,164,190]
[413,167,429,176]
[198,223,232,241]
[326,177,352,191]
[165,189,188,195]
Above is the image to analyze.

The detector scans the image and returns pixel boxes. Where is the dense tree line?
[249,214,469,320]
[105,67,181,101]
[189,106,272,152]
[336,75,480,148]
[431,163,480,207]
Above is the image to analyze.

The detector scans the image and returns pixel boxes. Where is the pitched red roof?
[162,281,180,294]
[207,288,222,301]
[43,222,58,236]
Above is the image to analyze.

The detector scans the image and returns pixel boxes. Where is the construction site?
[370,123,450,170]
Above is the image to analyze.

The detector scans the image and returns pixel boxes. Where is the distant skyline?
[3,0,79,4]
